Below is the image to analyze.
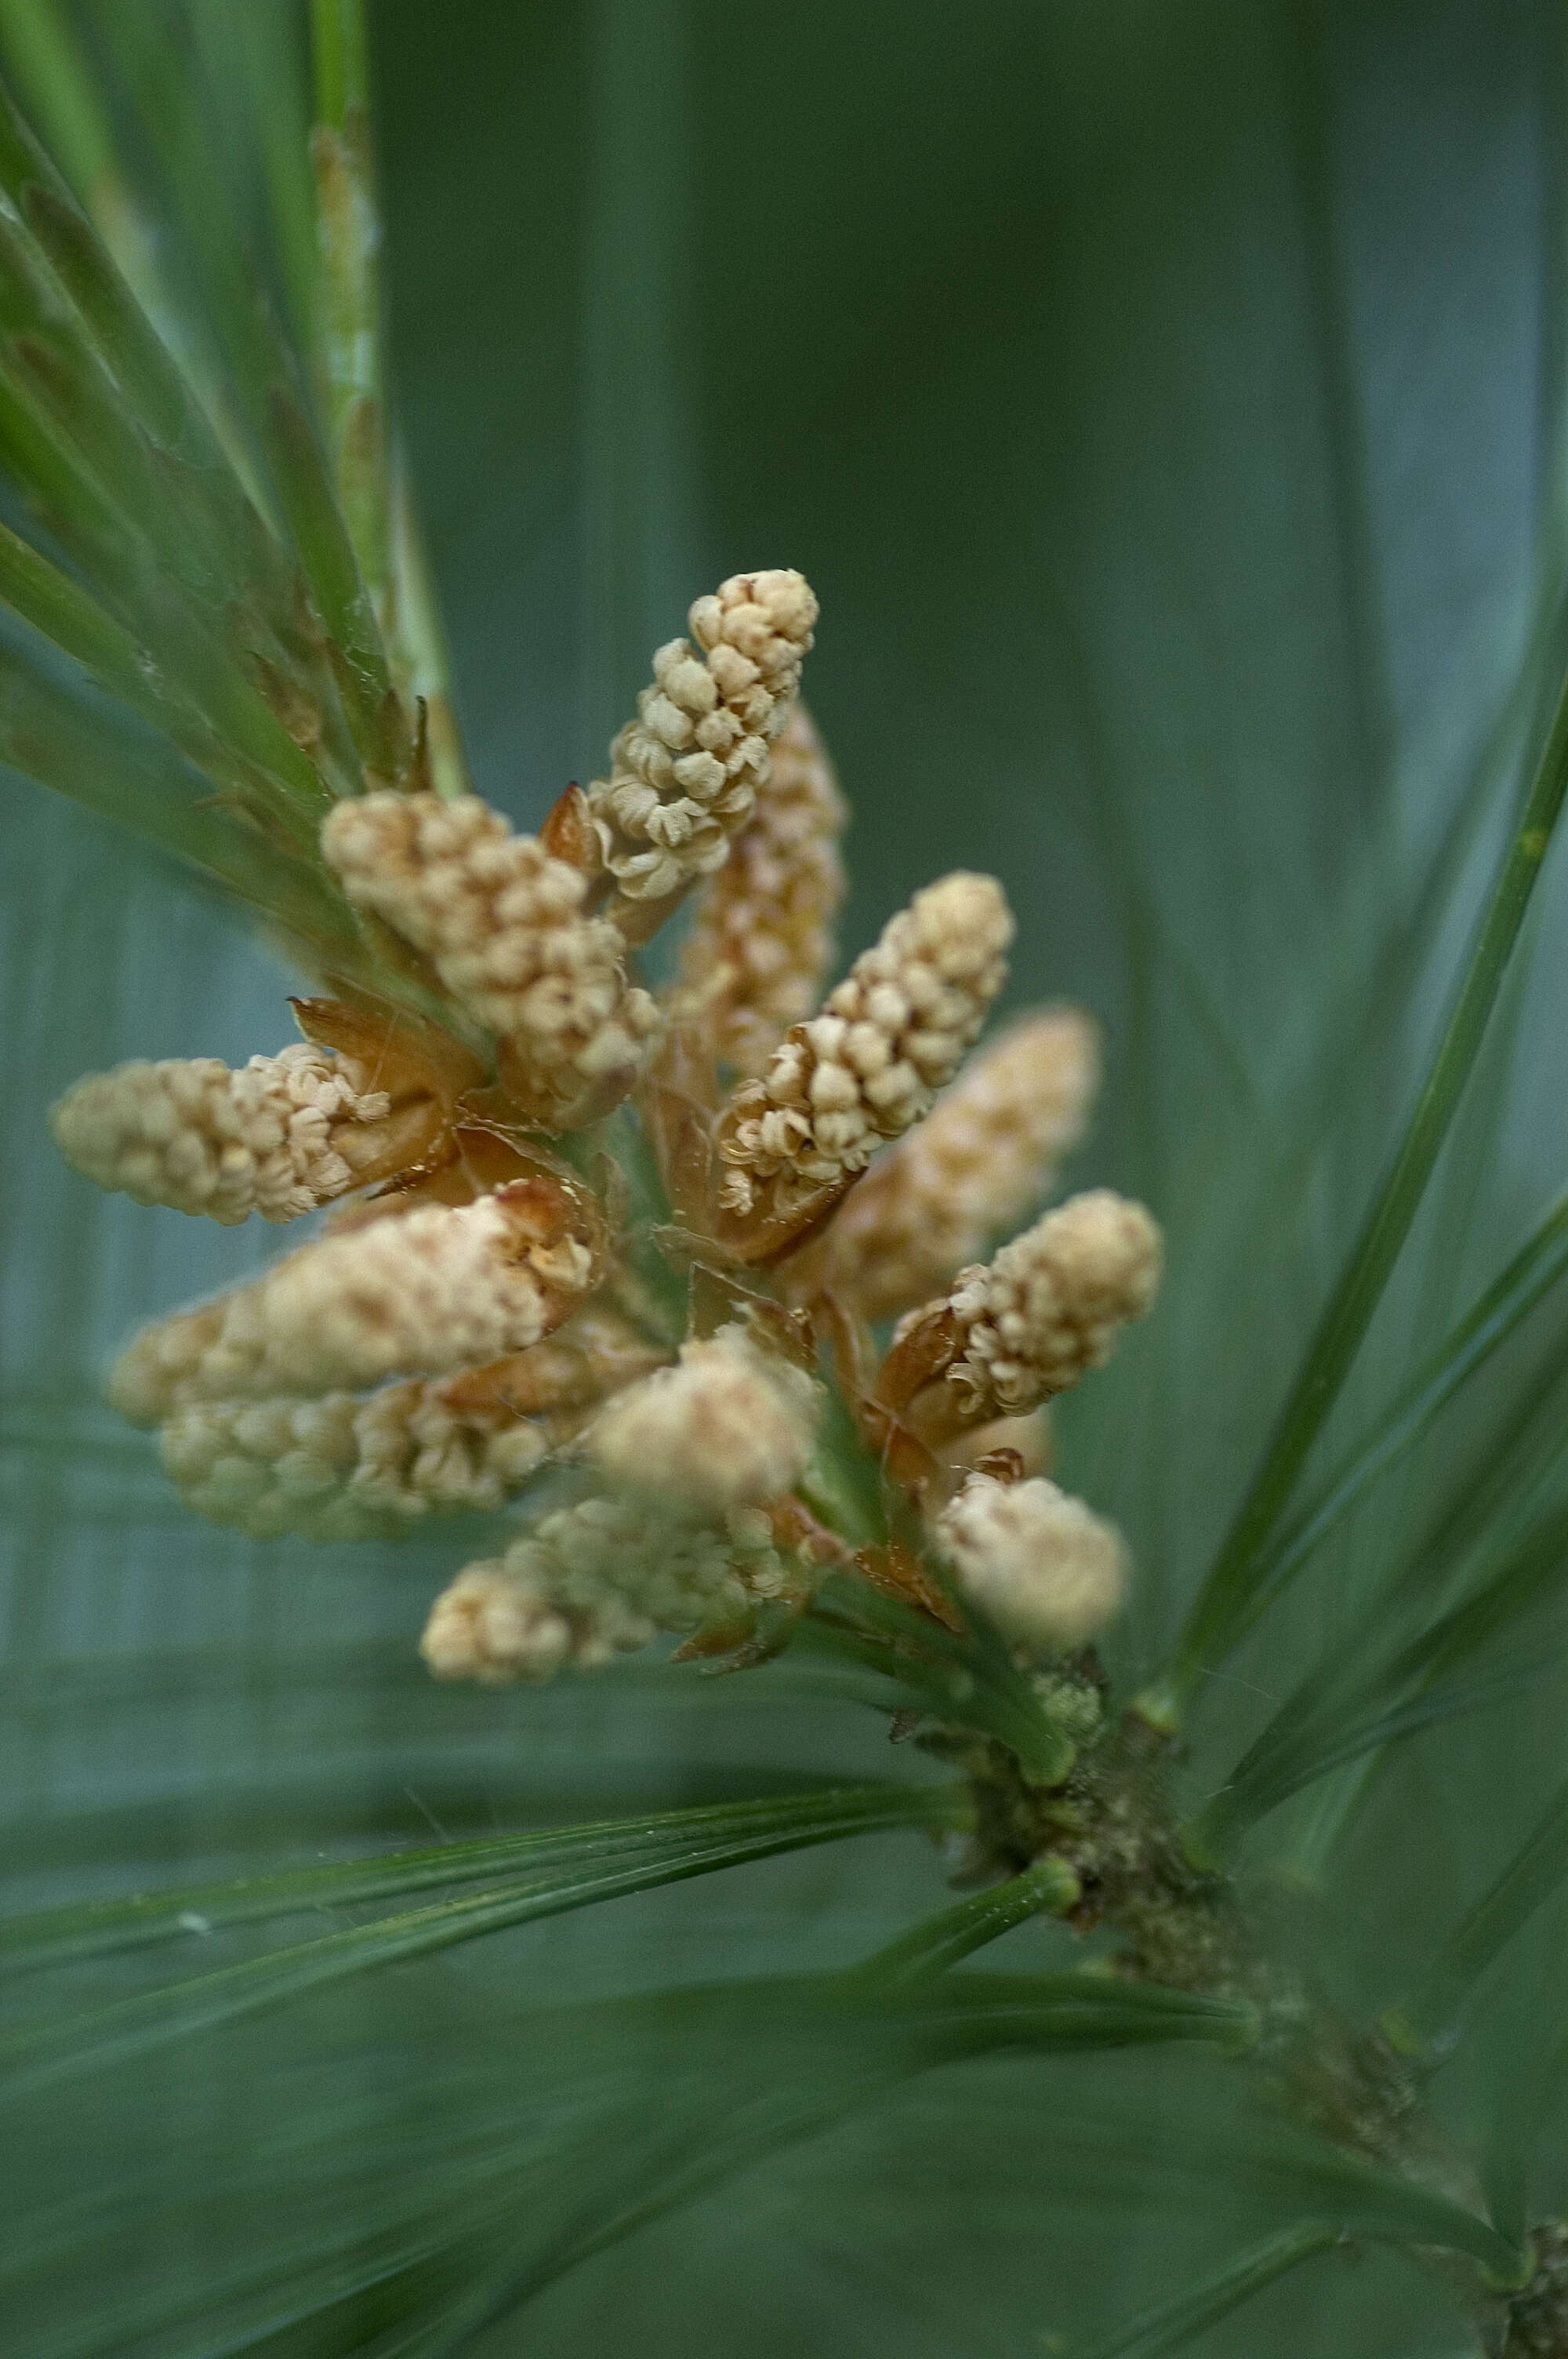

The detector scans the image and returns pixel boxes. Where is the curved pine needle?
[1396,1768,1568,2055]
[0,513,329,841]
[379,1976,1264,2359]
[74,13,408,782]
[1073,2222,1345,2359]
[1199,1190,1568,1654]
[0,1781,961,1977]
[1196,1502,1568,1849]
[0,1786,965,2100]
[1200,1639,1568,1854]
[1158,647,1568,1721]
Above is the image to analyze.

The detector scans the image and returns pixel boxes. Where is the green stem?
[211,0,318,354]
[1155,657,1568,1724]
[309,0,397,671]
[794,1605,1075,1787]
[310,0,368,130]
[309,0,458,791]
[391,456,470,798]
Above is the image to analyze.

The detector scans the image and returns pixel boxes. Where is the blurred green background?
[4,2,1568,2350]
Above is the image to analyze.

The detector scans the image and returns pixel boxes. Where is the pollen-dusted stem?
[972,1707,1449,2165]
[951,1712,1267,2002]
[953,1707,1533,2352]
[1502,2230,1568,2356]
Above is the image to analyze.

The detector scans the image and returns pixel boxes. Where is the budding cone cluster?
[321,791,661,1125]
[936,1472,1127,1652]
[588,1325,818,1515]
[816,1005,1101,1318]
[713,871,1013,1252]
[49,1041,440,1225]
[586,569,818,929]
[60,568,1160,1689]
[944,1190,1161,1418]
[878,1188,1162,1442]
[158,1383,554,1541]
[422,1497,790,1683]
[143,1299,666,1541]
[676,700,847,1076]
[108,1186,600,1419]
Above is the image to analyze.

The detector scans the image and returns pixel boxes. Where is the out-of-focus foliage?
[5,2,1568,2353]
